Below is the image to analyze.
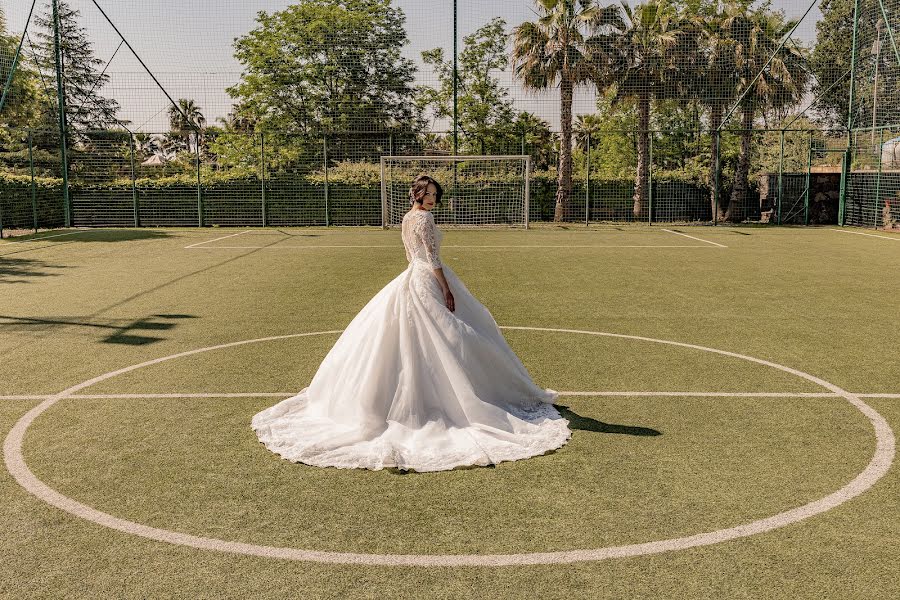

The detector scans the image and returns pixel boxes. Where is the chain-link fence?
[1,1,898,233]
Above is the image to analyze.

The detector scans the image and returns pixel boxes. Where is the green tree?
[228,0,422,135]
[32,0,122,137]
[167,98,206,153]
[512,0,621,222]
[0,6,42,134]
[418,17,518,155]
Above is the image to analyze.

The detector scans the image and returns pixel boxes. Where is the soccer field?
[1,224,898,598]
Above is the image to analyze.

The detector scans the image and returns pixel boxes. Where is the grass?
[1,224,898,598]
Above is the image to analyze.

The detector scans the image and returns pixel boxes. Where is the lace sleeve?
[413,212,442,270]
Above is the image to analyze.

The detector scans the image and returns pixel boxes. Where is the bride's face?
[421,183,438,210]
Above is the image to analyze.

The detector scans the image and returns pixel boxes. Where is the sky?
[3,0,826,132]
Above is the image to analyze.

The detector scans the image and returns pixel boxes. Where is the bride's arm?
[418,213,454,311]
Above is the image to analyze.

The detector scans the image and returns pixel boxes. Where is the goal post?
[380,155,531,229]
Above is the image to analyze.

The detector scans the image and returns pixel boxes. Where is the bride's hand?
[444,289,455,312]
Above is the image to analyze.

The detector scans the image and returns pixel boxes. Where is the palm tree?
[690,3,739,222]
[167,98,206,153]
[721,4,807,222]
[574,113,604,151]
[515,111,555,170]
[512,0,620,222]
[608,0,695,219]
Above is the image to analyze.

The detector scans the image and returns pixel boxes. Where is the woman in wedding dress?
[251,175,571,472]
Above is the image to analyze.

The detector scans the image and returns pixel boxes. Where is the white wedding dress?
[251,209,571,472]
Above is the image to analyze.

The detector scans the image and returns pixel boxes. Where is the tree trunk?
[708,103,725,222]
[725,104,754,222]
[555,75,573,222]
[633,92,650,219]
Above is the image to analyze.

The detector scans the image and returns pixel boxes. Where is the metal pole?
[648,132,653,225]
[777,129,785,225]
[874,128,884,228]
[260,132,267,227]
[323,135,330,227]
[52,0,71,228]
[380,156,387,230]
[452,0,458,157]
[524,156,531,230]
[804,132,813,226]
[839,131,851,226]
[195,130,203,227]
[29,130,38,233]
[713,130,720,225]
[585,134,590,226]
[130,133,138,227]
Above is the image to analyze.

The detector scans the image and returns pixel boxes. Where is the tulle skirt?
[250,259,571,472]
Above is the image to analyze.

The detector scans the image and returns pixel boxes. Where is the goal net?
[380,155,531,229]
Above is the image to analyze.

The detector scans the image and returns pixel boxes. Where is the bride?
[251,174,571,472]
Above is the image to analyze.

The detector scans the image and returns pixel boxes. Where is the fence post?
[130,133,139,227]
[777,129,785,225]
[29,130,38,233]
[648,132,654,225]
[389,131,394,157]
[323,135,330,227]
[873,128,884,228]
[838,131,852,226]
[713,130,720,226]
[195,130,203,227]
[804,132,813,226]
[260,132,267,227]
[585,133,590,226]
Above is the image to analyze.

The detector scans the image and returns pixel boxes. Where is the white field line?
[4,391,899,401]
[183,230,253,249]
[185,244,719,250]
[830,228,900,242]
[660,228,728,248]
[4,327,895,567]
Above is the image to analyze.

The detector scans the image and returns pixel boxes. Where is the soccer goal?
[380,155,531,229]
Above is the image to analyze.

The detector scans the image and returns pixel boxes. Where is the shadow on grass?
[556,404,661,437]
[0,313,197,345]
[0,257,70,283]
[9,229,174,243]
[381,404,661,476]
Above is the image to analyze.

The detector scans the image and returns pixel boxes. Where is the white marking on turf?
[186,244,719,250]
[830,228,900,241]
[183,230,253,249]
[660,228,728,248]
[3,328,895,566]
[5,391,899,402]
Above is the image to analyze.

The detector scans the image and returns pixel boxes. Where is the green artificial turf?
[1,225,898,598]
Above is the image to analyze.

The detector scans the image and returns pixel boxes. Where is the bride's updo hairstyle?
[409,174,444,207]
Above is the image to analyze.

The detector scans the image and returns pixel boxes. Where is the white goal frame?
[380,154,531,230]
